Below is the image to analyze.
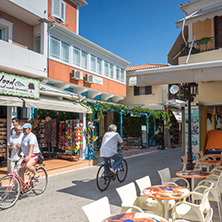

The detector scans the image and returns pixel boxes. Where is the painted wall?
[0,11,33,50]
[48,59,126,97]
[121,81,166,107]
[179,48,222,64]
[48,0,77,33]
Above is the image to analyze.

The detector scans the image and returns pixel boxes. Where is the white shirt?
[100,132,123,157]
[21,132,40,156]
[8,133,23,161]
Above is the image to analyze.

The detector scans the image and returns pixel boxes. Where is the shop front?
[0,72,92,170]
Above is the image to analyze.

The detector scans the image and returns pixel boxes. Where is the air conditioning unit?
[85,74,94,83]
[71,70,83,80]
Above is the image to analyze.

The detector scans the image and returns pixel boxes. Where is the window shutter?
[61,1,66,23]
[52,0,61,18]
[145,86,152,95]
[134,86,140,96]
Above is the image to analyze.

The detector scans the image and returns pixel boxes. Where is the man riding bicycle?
[17,123,41,181]
[100,124,128,174]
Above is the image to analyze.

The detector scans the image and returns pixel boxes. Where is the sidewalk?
[0,147,158,178]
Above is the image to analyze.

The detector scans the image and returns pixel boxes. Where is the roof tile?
[126,63,169,72]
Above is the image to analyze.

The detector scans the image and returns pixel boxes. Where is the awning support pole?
[120,110,124,151]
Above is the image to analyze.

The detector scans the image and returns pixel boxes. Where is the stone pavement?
[0,147,220,222]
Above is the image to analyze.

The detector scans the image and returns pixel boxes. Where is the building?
[124,0,222,155]
[0,0,129,164]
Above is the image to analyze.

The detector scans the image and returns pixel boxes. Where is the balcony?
[1,0,47,25]
[0,40,47,78]
[181,35,222,57]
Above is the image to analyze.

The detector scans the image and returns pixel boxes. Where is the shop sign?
[0,72,40,99]
[93,76,103,85]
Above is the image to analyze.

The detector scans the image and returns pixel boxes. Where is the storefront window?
[61,41,69,63]
[73,47,80,66]
[50,36,60,59]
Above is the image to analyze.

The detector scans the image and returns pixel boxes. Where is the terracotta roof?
[181,1,195,6]
[126,63,169,72]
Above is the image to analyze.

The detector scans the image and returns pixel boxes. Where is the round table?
[195,159,220,171]
[101,212,168,222]
[205,154,222,159]
[142,185,190,220]
[176,170,211,190]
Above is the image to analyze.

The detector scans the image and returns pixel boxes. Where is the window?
[73,47,80,66]
[50,36,60,59]
[97,58,101,74]
[52,0,66,23]
[104,61,109,77]
[90,55,96,72]
[0,27,6,41]
[110,64,113,79]
[0,28,2,40]
[116,67,121,80]
[121,69,124,82]
[81,51,87,69]
[61,41,69,62]
[34,36,41,53]
[134,86,152,96]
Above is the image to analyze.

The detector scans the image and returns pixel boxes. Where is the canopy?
[130,60,222,86]
[176,6,222,28]
[0,95,23,107]
[23,97,92,113]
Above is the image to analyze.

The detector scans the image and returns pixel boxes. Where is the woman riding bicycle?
[100,124,128,174]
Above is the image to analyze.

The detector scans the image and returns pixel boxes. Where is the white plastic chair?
[135,175,174,210]
[195,170,222,221]
[116,182,163,216]
[158,167,190,189]
[173,207,213,222]
[82,196,111,222]
[172,183,213,222]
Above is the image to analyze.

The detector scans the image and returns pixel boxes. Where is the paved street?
[0,147,220,221]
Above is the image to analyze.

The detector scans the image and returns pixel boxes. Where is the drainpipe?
[120,110,124,151]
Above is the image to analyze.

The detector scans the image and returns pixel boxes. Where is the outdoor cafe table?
[101,212,168,222]
[195,159,220,171]
[176,170,211,190]
[142,185,190,220]
[204,154,222,160]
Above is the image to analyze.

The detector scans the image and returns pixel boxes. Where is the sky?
[79,0,185,66]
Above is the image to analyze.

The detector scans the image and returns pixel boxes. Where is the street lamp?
[181,82,198,170]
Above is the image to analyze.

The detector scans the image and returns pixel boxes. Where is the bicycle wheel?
[0,175,20,209]
[96,165,111,191]
[117,159,128,182]
[32,167,48,195]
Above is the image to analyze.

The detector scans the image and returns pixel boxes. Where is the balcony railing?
[181,35,222,56]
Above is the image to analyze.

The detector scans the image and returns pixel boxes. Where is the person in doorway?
[7,124,23,173]
[10,117,19,135]
[17,123,40,181]
[100,124,128,174]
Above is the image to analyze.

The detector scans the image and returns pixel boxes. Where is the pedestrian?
[10,117,19,135]
[7,124,23,173]
[100,124,128,174]
[17,123,41,181]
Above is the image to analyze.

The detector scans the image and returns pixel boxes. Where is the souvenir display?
[0,118,7,158]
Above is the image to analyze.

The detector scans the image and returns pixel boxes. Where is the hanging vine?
[81,100,172,128]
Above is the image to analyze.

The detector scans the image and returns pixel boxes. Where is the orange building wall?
[0,11,33,49]
[48,59,126,97]
[48,0,77,33]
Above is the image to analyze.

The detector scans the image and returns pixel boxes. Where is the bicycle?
[0,158,48,209]
[96,152,128,191]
